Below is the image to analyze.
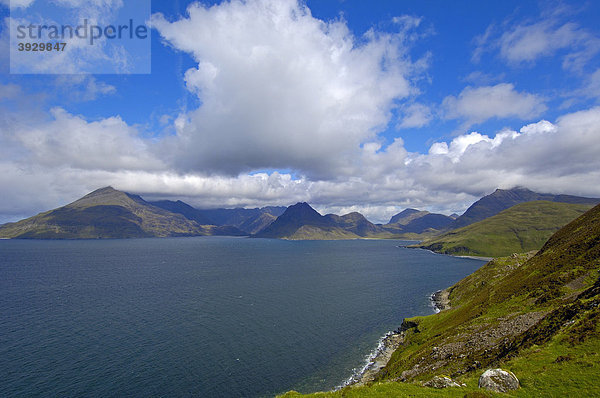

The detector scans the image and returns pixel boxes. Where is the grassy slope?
[281,203,600,397]
[0,187,206,238]
[418,201,593,257]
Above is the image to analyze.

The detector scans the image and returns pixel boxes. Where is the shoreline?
[336,250,486,390]
[339,330,406,388]
[455,255,494,261]
[340,289,452,389]
[430,289,451,313]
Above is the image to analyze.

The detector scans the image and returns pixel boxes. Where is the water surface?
[0,237,484,397]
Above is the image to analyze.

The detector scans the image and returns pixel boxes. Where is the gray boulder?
[423,375,465,388]
[479,368,519,392]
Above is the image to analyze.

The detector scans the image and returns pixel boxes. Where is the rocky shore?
[342,290,453,389]
[342,330,405,387]
[430,289,451,312]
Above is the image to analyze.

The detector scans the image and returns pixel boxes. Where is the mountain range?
[254,202,394,239]
[149,200,285,234]
[1,186,599,245]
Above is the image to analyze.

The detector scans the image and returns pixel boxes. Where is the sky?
[0,0,600,224]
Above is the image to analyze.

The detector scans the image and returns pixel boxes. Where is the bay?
[0,237,484,397]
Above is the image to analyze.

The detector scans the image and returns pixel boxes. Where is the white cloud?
[412,107,600,203]
[5,107,162,171]
[499,21,581,63]
[151,0,424,178]
[474,11,600,72]
[2,2,600,225]
[398,103,432,128]
[3,74,600,224]
[566,68,600,102]
[442,83,547,127]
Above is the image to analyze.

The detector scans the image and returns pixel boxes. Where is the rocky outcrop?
[478,368,519,392]
[423,375,465,388]
[431,289,451,312]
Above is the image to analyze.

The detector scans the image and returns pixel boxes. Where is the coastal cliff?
[282,203,600,397]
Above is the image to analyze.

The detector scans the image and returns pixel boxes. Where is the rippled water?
[0,237,484,397]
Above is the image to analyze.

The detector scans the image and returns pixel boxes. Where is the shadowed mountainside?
[150,200,283,234]
[254,202,395,239]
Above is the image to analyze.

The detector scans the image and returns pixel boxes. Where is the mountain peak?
[90,186,117,194]
[289,201,314,209]
[389,208,430,225]
[341,212,366,220]
[284,202,321,217]
[452,187,600,229]
[69,186,135,208]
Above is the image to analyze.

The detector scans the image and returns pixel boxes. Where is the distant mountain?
[418,200,595,257]
[150,200,284,234]
[388,208,429,225]
[451,187,600,229]
[383,209,454,236]
[325,212,384,236]
[254,202,393,239]
[195,206,286,233]
[0,187,245,239]
[237,212,277,234]
[150,200,215,225]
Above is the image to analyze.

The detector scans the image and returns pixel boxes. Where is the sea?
[0,237,485,397]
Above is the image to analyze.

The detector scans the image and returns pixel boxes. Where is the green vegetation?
[281,203,600,397]
[450,187,599,229]
[0,186,245,239]
[418,201,594,257]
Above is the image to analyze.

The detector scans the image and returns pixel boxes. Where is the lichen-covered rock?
[478,368,519,392]
[423,375,465,388]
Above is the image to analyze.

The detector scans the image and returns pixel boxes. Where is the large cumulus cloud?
[151,0,423,178]
[2,0,600,224]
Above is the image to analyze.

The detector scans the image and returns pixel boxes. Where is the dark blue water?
[0,237,484,397]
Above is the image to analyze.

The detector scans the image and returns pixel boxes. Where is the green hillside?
[0,187,241,239]
[418,201,594,257]
[451,187,599,229]
[282,202,600,397]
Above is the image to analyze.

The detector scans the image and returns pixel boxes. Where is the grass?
[280,203,600,397]
[0,187,207,239]
[418,201,594,257]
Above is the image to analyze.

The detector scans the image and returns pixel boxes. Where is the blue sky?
[1,0,600,223]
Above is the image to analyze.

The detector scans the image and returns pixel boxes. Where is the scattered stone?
[423,375,466,388]
[478,368,519,392]
[554,354,574,363]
